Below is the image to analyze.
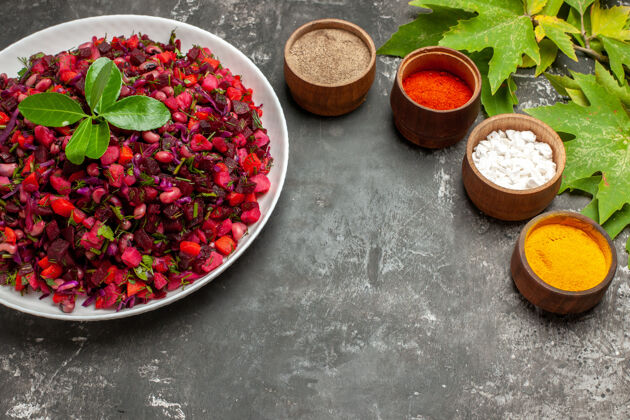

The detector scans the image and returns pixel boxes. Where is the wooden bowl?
[462,113,566,221]
[390,46,481,148]
[284,19,376,116]
[511,211,617,314]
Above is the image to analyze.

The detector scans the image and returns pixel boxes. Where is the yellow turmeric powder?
[524,223,608,291]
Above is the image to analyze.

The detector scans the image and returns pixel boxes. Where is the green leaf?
[535,15,580,61]
[85,119,111,159]
[544,72,581,96]
[64,117,92,165]
[521,54,538,68]
[565,0,595,15]
[565,87,589,106]
[142,255,154,267]
[582,198,599,220]
[18,93,87,127]
[134,266,149,281]
[541,0,564,16]
[101,96,170,131]
[134,255,154,281]
[595,61,630,106]
[471,51,517,116]
[602,204,630,239]
[411,0,540,93]
[526,0,547,16]
[88,59,113,111]
[535,39,559,75]
[526,71,630,224]
[97,224,115,241]
[600,36,630,83]
[377,6,473,57]
[590,1,630,42]
[84,57,122,113]
[173,84,186,97]
[566,175,601,195]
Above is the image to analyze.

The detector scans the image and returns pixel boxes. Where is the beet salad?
[0,32,272,313]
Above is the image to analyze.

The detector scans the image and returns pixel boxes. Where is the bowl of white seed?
[462,113,566,221]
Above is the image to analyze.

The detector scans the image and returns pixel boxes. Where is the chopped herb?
[174,84,185,96]
[139,172,155,186]
[110,205,125,221]
[134,254,154,281]
[252,110,263,129]
[173,160,185,175]
[97,224,115,241]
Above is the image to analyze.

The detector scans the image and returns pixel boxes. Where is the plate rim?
[0,14,289,321]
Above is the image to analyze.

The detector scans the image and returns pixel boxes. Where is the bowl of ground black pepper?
[390,46,481,148]
[284,18,376,116]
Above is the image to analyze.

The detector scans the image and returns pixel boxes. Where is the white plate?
[0,15,289,320]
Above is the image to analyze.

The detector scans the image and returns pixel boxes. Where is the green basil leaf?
[85,118,111,159]
[85,57,122,113]
[64,118,92,164]
[88,59,113,111]
[101,96,170,131]
[18,93,87,127]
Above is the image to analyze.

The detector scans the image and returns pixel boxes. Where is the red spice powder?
[402,70,472,110]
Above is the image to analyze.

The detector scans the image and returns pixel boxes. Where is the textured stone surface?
[0,1,629,419]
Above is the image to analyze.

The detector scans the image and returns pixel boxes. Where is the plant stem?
[574,45,608,63]
[580,12,590,49]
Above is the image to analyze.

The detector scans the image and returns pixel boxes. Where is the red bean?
[154,151,174,163]
[25,74,38,87]
[87,163,100,177]
[152,91,167,102]
[35,78,52,92]
[109,196,122,207]
[0,243,16,254]
[133,204,146,219]
[0,163,17,177]
[142,131,160,143]
[159,187,182,204]
[92,187,107,203]
[161,86,174,97]
[172,112,187,123]
[119,86,131,97]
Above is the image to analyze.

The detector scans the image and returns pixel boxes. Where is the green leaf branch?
[378,0,630,116]
[18,57,170,164]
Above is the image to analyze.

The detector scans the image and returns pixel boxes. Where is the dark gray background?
[0,1,629,419]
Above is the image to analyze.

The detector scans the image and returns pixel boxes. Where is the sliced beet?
[61,226,75,245]
[48,238,70,262]
[97,41,112,54]
[163,219,183,233]
[134,229,153,252]
[163,204,182,219]
[46,220,60,240]
[129,48,146,66]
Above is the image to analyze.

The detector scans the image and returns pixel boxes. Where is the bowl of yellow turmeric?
[511,211,617,314]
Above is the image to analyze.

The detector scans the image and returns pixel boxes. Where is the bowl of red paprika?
[390,46,481,148]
